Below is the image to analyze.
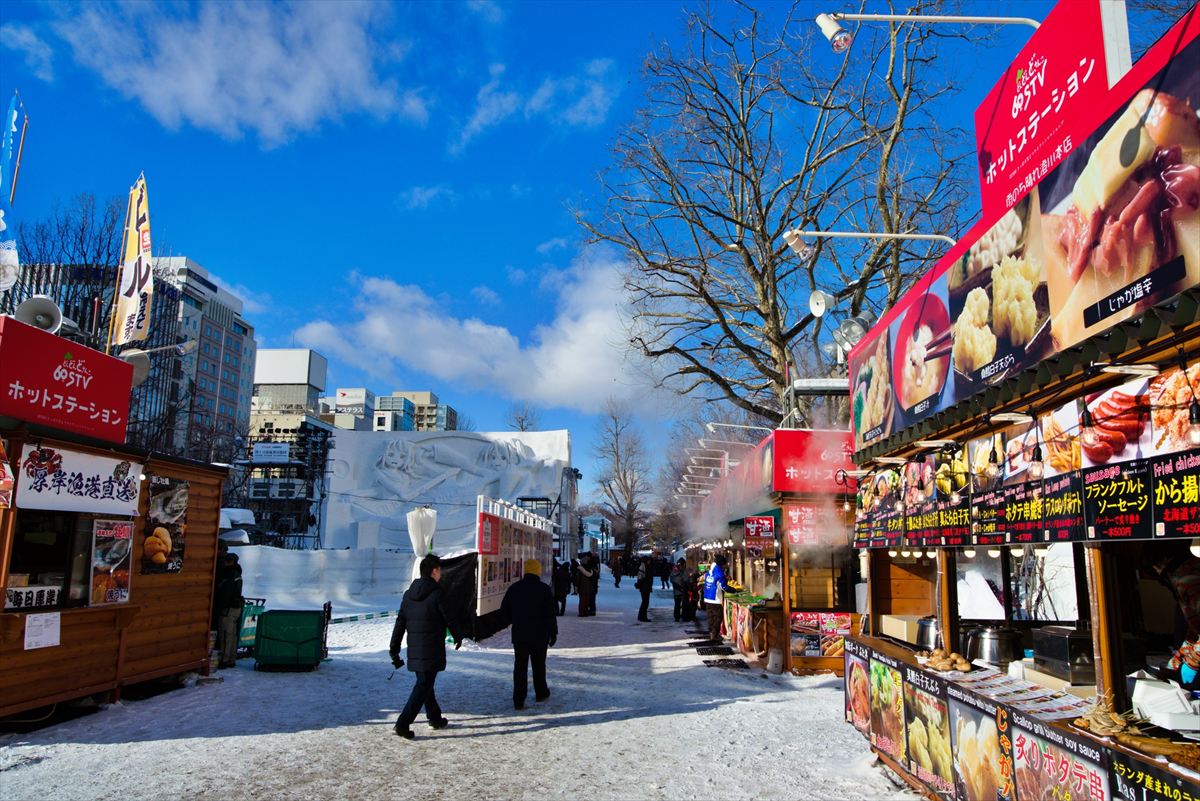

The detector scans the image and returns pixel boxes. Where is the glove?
[548,635,557,648]
[391,655,405,669]
[454,638,463,650]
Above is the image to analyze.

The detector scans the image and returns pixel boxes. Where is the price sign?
[974,486,1008,546]
[1083,459,1153,541]
[1003,482,1043,544]
[1043,472,1085,542]
[938,497,971,548]
[1151,448,1200,539]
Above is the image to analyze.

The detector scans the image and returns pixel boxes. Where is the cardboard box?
[1131,676,1192,718]
[880,614,923,645]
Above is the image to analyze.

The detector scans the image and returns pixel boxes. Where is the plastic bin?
[239,597,267,655]
[253,609,327,671]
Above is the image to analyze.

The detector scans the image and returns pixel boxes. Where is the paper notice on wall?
[24,611,61,650]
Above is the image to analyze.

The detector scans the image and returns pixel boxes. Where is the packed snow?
[0,568,914,800]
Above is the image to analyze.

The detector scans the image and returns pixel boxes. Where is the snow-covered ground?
[0,568,913,800]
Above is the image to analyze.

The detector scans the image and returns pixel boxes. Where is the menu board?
[1011,710,1111,801]
[141,475,188,574]
[91,518,132,605]
[974,486,1008,547]
[1004,482,1043,545]
[845,639,871,737]
[850,18,1200,453]
[1043,472,1085,542]
[1109,749,1199,801]
[902,664,954,799]
[869,651,907,765]
[1153,449,1200,539]
[947,681,1013,801]
[744,515,775,557]
[791,612,850,659]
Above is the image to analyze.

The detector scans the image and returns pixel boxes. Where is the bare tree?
[593,399,654,556]
[579,1,970,424]
[454,414,477,432]
[17,193,125,267]
[506,401,540,432]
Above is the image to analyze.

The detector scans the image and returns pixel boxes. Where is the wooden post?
[1083,545,1119,701]
[937,549,958,654]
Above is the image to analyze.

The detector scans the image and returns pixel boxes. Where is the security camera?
[816,14,853,53]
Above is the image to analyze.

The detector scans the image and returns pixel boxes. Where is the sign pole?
[8,93,27,206]
[105,188,134,355]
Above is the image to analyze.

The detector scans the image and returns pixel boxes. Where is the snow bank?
[237,545,414,615]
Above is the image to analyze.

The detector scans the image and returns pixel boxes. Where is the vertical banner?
[91,518,133,604]
[0,92,28,292]
[113,175,153,345]
[142,475,189,574]
[844,639,871,737]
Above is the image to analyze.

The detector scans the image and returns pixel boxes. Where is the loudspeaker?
[15,295,63,334]
[808,290,834,318]
[118,349,152,387]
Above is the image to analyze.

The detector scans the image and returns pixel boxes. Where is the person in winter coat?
[577,555,596,616]
[388,554,463,739]
[552,560,571,616]
[610,555,622,588]
[213,552,244,669]
[635,556,653,622]
[569,559,579,595]
[703,554,733,641]
[502,559,558,709]
[669,559,689,622]
[681,564,701,622]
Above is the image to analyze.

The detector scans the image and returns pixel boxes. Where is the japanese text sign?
[772,429,855,494]
[975,0,1107,217]
[0,317,133,444]
[16,444,141,515]
[114,175,154,345]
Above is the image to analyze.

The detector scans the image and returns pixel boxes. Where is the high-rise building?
[379,391,458,431]
[246,349,334,548]
[155,257,256,462]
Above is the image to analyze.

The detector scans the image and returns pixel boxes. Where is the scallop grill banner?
[849,12,1199,454]
[141,475,188,574]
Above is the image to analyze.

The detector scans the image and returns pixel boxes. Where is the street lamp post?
[705,421,773,435]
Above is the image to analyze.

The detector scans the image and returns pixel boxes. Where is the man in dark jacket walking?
[635,556,653,622]
[502,559,558,709]
[670,559,689,623]
[389,554,462,739]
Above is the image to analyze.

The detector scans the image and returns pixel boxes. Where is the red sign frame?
[0,317,133,444]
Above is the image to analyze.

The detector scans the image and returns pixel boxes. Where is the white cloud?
[471,285,502,306]
[294,247,650,413]
[399,184,454,210]
[0,23,55,82]
[207,271,273,317]
[465,0,504,25]
[535,237,568,255]
[505,266,528,285]
[452,62,521,154]
[452,58,621,152]
[53,1,426,146]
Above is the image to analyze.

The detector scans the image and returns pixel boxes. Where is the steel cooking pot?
[916,616,942,651]
[966,626,1023,667]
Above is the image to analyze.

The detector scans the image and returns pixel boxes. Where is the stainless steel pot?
[916,616,942,651]
[966,626,1023,667]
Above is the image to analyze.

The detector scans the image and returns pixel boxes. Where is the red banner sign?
[0,317,133,444]
[975,0,1108,217]
[772,429,855,494]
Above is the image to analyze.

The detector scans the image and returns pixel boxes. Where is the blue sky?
[0,0,1131,500]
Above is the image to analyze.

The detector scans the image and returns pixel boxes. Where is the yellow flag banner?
[114,176,153,345]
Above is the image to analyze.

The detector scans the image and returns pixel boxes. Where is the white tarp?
[238,545,414,614]
[323,430,570,552]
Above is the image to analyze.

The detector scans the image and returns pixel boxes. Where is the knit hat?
[524,559,542,576]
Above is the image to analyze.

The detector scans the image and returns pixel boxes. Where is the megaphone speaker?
[808,290,832,319]
[15,295,64,334]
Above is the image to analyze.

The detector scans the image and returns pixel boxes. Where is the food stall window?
[788,546,857,611]
[1009,544,1080,623]
[5,510,93,610]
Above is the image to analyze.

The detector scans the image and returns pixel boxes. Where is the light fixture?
[894,498,904,512]
[900,549,911,558]
[1029,443,1044,481]
[1080,407,1100,448]
[1097,362,1160,378]
[815,13,853,52]
[874,456,907,466]
[963,548,976,558]
[842,498,851,512]
[887,549,898,558]
[950,489,962,505]
[987,548,1002,558]
[992,411,1034,424]
[1034,545,1050,557]
[985,445,1000,479]
[925,550,937,559]
[915,439,957,449]
[1191,540,1200,559]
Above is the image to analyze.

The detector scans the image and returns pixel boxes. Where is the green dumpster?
[253,610,327,671]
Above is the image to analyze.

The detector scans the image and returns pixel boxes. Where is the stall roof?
[0,420,231,477]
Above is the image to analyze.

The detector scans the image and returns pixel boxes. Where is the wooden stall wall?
[120,460,223,687]
[867,551,936,635]
[0,433,224,718]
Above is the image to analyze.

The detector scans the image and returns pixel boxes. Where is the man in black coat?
[551,560,571,616]
[213,552,244,669]
[389,554,462,739]
[501,559,557,710]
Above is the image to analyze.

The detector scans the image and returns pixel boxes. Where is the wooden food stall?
[841,4,1200,799]
[687,428,860,674]
[0,317,226,719]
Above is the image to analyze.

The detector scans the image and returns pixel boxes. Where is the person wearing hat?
[213,552,244,669]
[501,558,558,709]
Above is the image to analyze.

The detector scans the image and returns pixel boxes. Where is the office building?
[379,391,458,431]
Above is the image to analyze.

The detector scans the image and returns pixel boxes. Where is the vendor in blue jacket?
[703,554,733,642]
